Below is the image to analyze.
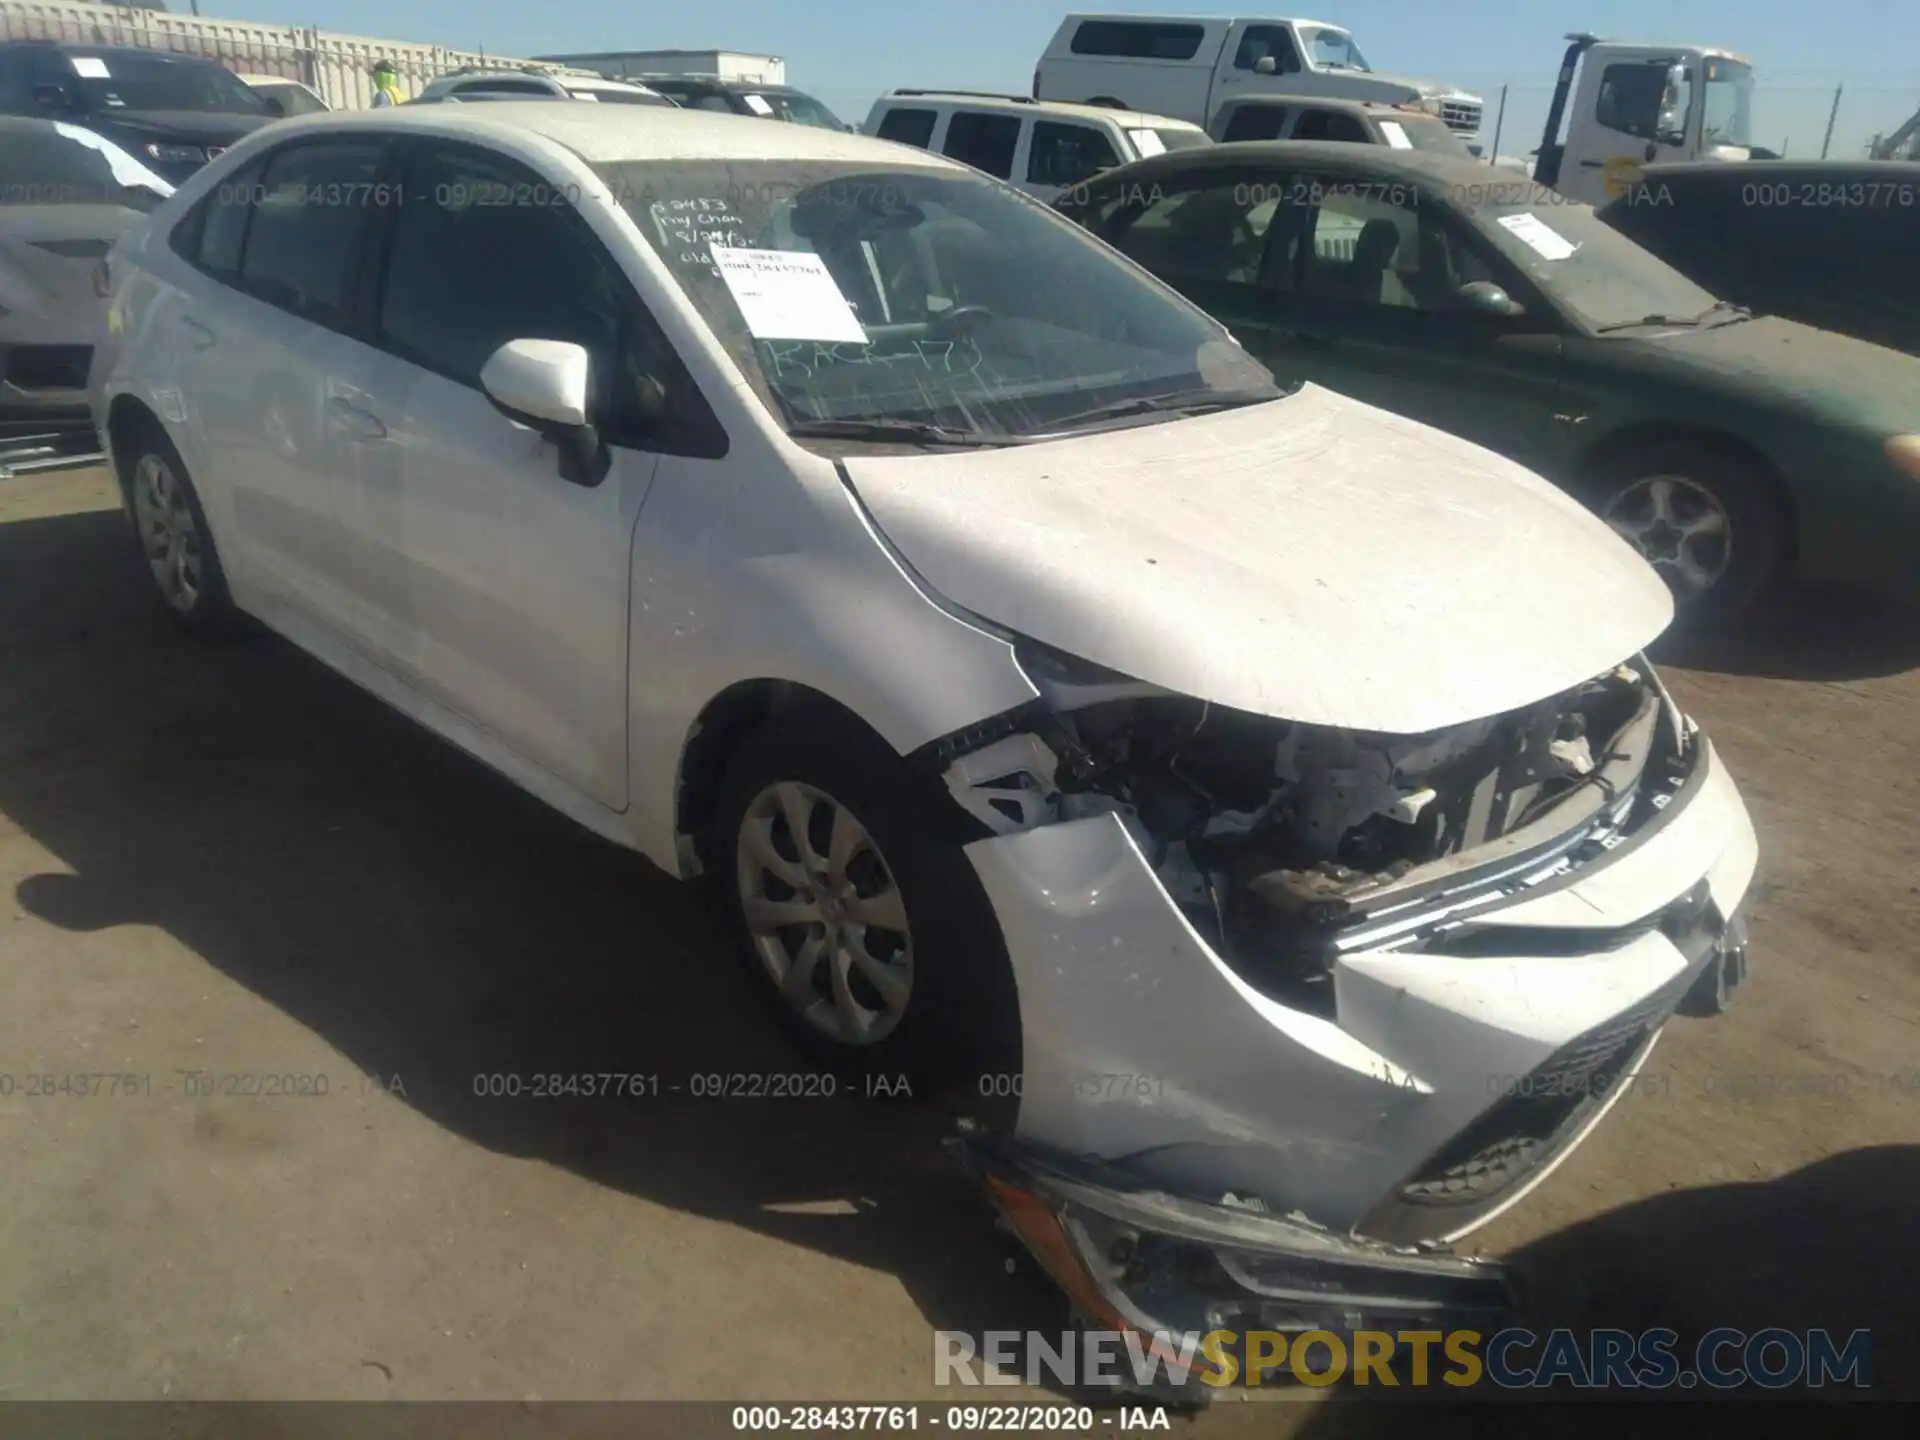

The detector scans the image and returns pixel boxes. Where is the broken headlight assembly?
[928,637,1691,1012]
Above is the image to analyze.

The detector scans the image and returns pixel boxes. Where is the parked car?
[623,74,849,131]
[863,90,1207,199]
[1035,14,1484,141]
[1056,142,1920,619]
[412,66,676,107]
[1209,93,1471,154]
[234,73,330,117]
[92,103,1757,1351]
[1597,160,1920,358]
[0,41,278,183]
[1,115,171,438]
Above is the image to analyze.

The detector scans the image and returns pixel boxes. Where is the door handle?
[326,396,388,441]
[1577,159,1606,169]
[179,316,216,351]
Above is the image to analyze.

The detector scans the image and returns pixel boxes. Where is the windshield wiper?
[1695,299,1754,327]
[784,417,1016,447]
[1038,387,1281,434]
[1595,300,1752,335]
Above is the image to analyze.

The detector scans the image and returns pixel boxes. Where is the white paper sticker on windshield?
[70,56,111,78]
[710,245,868,343]
[1378,120,1413,150]
[742,93,775,116]
[1127,128,1166,157]
[1497,212,1579,261]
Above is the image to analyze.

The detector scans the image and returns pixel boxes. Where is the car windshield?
[0,123,172,211]
[1453,181,1721,331]
[1145,126,1210,153]
[252,81,327,117]
[751,91,848,131]
[1302,27,1371,72]
[64,52,270,115]
[1701,57,1754,148]
[594,158,1278,441]
[1386,114,1471,155]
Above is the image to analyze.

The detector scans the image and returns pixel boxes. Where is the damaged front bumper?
[961,723,1758,1249]
[953,1130,1519,1392]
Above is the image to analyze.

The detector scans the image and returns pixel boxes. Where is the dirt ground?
[1,466,1915,1423]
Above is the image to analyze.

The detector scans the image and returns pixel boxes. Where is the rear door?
[938,109,1022,184]
[1258,174,1571,469]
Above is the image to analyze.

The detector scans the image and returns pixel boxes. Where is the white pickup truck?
[1034,14,1484,142]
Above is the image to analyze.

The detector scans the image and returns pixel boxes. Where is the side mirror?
[32,83,75,111]
[259,94,286,117]
[1655,61,1689,145]
[1457,280,1523,318]
[1253,55,1278,76]
[479,339,610,487]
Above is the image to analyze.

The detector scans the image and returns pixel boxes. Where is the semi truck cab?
[1534,33,1755,205]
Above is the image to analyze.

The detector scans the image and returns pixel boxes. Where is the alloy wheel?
[734,780,914,1046]
[129,453,204,614]
[1602,474,1732,600]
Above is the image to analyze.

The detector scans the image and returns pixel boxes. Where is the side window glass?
[1595,64,1668,140]
[875,107,937,149]
[1221,106,1288,142]
[192,159,263,274]
[237,140,386,326]
[377,143,724,455]
[940,112,1020,179]
[1233,25,1300,73]
[1112,181,1278,285]
[1026,121,1120,187]
[1297,189,1433,309]
[0,51,26,107]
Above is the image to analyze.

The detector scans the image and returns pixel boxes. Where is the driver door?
[1257,180,1571,472]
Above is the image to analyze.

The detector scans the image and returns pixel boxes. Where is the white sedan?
[89,101,1757,1358]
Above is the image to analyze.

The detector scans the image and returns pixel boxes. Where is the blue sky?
[225,0,1919,155]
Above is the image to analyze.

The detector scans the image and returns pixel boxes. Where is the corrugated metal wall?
[0,0,543,109]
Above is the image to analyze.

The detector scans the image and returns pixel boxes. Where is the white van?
[1035,14,1484,141]
[862,90,1207,200]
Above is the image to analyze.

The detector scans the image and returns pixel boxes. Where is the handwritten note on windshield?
[648,197,751,277]
[1497,213,1579,261]
[711,245,868,344]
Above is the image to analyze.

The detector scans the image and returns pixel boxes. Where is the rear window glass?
[1221,106,1288,142]
[1069,21,1207,61]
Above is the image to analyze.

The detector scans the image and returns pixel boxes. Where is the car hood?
[1632,315,1920,435]
[839,385,1673,734]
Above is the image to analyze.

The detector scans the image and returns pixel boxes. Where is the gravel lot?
[2,467,1915,1422]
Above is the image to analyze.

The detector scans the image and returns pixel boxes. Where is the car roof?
[876,90,1199,129]
[244,103,961,168]
[1093,139,1516,185]
[0,40,223,63]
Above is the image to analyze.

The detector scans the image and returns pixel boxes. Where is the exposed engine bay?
[929,643,1679,1009]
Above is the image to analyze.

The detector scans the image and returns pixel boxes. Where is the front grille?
[3,345,92,392]
[1439,100,1482,133]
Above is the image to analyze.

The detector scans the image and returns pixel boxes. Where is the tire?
[711,711,1021,1092]
[119,419,243,638]
[1578,439,1788,626]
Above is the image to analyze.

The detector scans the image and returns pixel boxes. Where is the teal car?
[1055,143,1920,619]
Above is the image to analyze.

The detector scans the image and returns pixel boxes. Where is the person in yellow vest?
[370,59,402,108]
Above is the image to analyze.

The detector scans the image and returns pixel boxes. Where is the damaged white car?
[92,106,1757,1360]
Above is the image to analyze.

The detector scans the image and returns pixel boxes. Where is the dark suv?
[0,41,277,184]
[1598,161,1920,358]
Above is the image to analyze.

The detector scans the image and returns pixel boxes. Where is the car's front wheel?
[121,422,240,636]
[1583,440,1788,624]
[712,713,1020,1091]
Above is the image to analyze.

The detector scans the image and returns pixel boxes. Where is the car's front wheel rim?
[734,780,914,1046]
[1603,474,1732,600]
[130,453,203,613]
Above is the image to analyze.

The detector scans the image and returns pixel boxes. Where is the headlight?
[1886,434,1920,480]
[1412,94,1444,116]
[145,143,208,165]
